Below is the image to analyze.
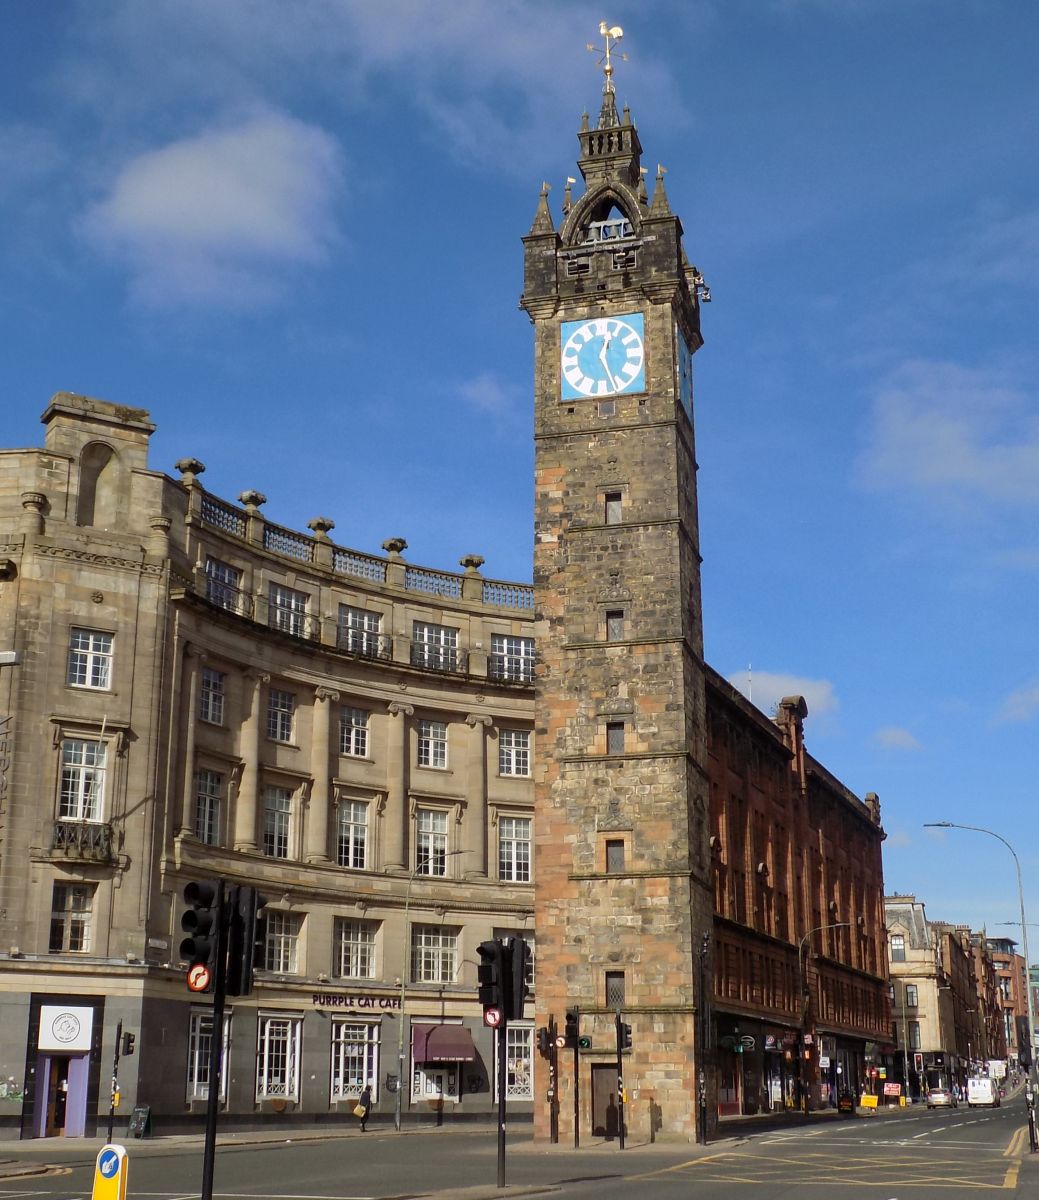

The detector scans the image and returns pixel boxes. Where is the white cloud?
[457,373,519,417]
[726,669,839,720]
[81,112,344,308]
[857,359,1039,506]
[871,726,921,751]
[996,681,1039,724]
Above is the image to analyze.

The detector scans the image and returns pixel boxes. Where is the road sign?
[187,963,212,993]
[484,1007,502,1028]
[555,1035,566,1048]
[92,1143,128,1200]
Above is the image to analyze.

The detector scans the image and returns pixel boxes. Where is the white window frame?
[498,815,532,883]
[67,628,113,690]
[195,768,224,845]
[412,621,459,671]
[411,1056,461,1102]
[187,1009,231,1102]
[263,911,302,973]
[336,800,368,870]
[410,924,458,984]
[331,1020,380,1102]
[58,738,107,821]
[263,786,294,860]
[417,719,447,769]
[205,557,243,612]
[490,634,535,682]
[339,707,369,757]
[266,688,295,743]
[499,1023,534,1101]
[255,1013,302,1101]
[49,882,94,953]
[416,808,448,876]
[333,918,377,980]
[269,582,309,637]
[498,729,530,777]
[338,606,382,657]
[890,934,906,963]
[199,667,226,725]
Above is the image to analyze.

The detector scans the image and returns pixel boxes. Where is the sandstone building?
[0,77,891,1142]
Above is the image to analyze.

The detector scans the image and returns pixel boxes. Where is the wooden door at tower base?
[591,1064,621,1139]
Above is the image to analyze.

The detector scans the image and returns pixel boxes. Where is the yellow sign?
[859,1094,878,1108]
[92,1144,128,1200]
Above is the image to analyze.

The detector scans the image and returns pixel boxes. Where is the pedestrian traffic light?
[913,1052,923,1073]
[618,1021,633,1051]
[564,1008,579,1049]
[180,879,222,993]
[227,886,268,997]
[506,936,531,1019]
[537,1027,552,1057]
[121,1031,136,1057]
[477,939,505,1015]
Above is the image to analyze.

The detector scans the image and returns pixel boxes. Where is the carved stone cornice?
[34,543,163,575]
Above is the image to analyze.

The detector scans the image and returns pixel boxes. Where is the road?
[1,1101,1035,1199]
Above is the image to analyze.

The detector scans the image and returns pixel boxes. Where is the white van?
[967,1077,1000,1107]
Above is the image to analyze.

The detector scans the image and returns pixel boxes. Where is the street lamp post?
[394,848,466,1133]
[797,922,852,1114]
[924,822,1037,1083]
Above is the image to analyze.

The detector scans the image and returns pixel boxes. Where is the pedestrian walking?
[355,1082,372,1132]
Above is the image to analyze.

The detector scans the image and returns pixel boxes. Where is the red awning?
[412,1024,477,1063]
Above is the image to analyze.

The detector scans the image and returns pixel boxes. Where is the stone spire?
[527,181,556,235]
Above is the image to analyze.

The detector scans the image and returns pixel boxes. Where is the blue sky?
[3,1,1037,944]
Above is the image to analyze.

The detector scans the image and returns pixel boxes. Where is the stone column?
[384,702,413,871]
[234,671,269,852]
[178,646,205,836]
[464,714,492,877]
[306,687,339,863]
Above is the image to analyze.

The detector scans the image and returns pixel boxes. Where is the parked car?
[926,1086,957,1108]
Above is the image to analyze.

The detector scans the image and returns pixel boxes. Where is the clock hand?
[598,333,616,389]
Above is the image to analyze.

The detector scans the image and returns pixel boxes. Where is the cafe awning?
[412,1024,477,1063]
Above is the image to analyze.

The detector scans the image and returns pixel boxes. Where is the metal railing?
[410,642,467,673]
[51,819,114,861]
[333,549,387,583]
[336,627,393,661]
[488,653,536,684]
[482,581,534,610]
[267,605,321,641]
[205,579,253,617]
[200,495,247,538]
[404,567,463,599]
[263,522,315,563]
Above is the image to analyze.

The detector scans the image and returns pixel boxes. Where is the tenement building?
[0,393,536,1136]
[523,67,889,1143]
[0,70,890,1142]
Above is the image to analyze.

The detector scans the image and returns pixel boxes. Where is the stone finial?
[174,457,205,485]
[649,164,672,216]
[637,166,649,207]
[528,182,555,236]
[580,110,590,133]
[237,489,267,512]
[459,554,485,575]
[381,537,408,559]
[307,516,335,541]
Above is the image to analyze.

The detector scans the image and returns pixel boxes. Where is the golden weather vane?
[587,21,628,94]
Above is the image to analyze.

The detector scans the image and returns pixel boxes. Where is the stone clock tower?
[522,57,714,1142]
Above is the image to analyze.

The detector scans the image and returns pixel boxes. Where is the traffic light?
[506,937,531,1019]
[1018,1016,1033,1069]
[537,1027,552,1057]
[564,1008,579,1049]
[121,1031,136,1057]
[477,939,505,1015]
[913,1052,924,1073]
[618,1021,632,1051]
[180,879,222,993]
[227,886,268,997]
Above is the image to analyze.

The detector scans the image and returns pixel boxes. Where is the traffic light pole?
[497,1012,507,1188]
[615,1012,625,1151]
[201,880,229,1200]
[549,1015,559,1144]
[106,1018,122,1144]
[573,1020,580,1150]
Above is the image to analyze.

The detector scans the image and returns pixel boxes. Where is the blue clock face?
[676,325,694,420]
[560,313,646,400]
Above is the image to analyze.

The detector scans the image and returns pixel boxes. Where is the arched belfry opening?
[77,441,120,529]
